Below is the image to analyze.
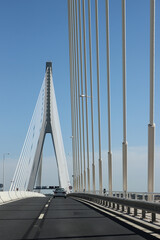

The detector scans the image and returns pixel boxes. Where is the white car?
[53,188,67,198]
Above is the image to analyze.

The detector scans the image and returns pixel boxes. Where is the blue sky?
[0,0,160,192]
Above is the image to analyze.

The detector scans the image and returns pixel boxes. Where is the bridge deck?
[0,197,147,239]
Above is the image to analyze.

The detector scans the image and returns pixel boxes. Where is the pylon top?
[46,62,52,70]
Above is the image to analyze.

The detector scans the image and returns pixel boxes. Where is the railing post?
[134,208,137,216]
[142,210,146,219]
[152,212,156,222]
[122,205,124,212]
[127,207,130,214]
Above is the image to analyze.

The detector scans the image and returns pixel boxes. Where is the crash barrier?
[69,192,160,222]
[0,191,45,204]
[77,190,160,202]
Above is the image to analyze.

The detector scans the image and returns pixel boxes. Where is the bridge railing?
[77,190,160,203]
[69,192,160,223]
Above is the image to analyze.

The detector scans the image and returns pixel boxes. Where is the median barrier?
[0,192,11,202]
[0,195,3,204]
[0,191,45,204]
[20,191,27,198]
[8,191,18,200]
[15,191,23,199]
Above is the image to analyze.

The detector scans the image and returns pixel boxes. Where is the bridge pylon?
[10,62,71,192]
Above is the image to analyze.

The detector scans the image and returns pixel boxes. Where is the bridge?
[1,0,160,239]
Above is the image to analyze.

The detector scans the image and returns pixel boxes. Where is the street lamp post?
[3,153,10,191]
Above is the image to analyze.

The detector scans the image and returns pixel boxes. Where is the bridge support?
[35,151,43,192]
[10,62,71,192]
[148,124,155,200]
[92,163,95,192]
[148,0,155,200]
[95,0,102,194]
[122,142,127,193]
[99,158,102,192]
[122,0,127,194]
[108,152,112,195]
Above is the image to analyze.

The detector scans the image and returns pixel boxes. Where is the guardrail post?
[109,202,111,208]
[122,205,124,212]
[152,213,156,222]
[117,204,119,210]
[127,207,130,214]
[142,210,146,219]
[134,208,137,216]
[113,203,115,209]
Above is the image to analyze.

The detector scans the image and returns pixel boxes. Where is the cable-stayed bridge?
[10,62,71,193]
[1,0,160,239]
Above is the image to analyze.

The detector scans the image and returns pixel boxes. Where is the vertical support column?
[73,0,80,192]
[88,0,95,192]
[95,0,102,192]
[72,0,77,192]
[122,0,127,194]
[36,152,43,192]
[68,0,76,192]
[148,0,155,199]
[82,0,90,192]
[78,0,86,191]
[75,0,83,191]
[106,0,112,195]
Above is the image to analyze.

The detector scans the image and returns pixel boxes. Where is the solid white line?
[38,213,44,219]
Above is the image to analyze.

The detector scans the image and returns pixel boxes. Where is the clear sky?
[0,0,160,192]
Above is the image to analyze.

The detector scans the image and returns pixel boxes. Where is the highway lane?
[0,197,49,240]
[0,196,149,239]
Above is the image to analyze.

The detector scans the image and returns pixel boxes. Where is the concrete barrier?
[0,192,11,202]
[0,195,4,204]
[0,191,45,204]
[8,191,18,200]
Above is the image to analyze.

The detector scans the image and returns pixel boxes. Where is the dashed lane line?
[38,213,44,220]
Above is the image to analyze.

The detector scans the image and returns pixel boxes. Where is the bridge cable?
[105,0,112,195]
[88,0,95,192]
[95,0,102,192]
[78,0,86,191]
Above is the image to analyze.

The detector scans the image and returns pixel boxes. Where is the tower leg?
[36,152,43,193]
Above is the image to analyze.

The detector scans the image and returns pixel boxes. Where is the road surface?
[0,196,148,239]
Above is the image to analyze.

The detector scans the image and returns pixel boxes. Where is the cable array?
[68,0,155,195]
[10,79,45,190]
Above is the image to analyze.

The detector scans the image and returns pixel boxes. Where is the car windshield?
[55,188,65,192]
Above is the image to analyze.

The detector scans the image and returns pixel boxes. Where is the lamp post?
[3,153,10,191]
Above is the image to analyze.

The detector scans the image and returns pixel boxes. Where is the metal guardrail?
[69,192,160,222]
[76,190,160,202]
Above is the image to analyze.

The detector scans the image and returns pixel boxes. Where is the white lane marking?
[38,213,44,219]
[45,204,48,208]
[151,233,160,239]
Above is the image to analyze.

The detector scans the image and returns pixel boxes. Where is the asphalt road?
[0,196,148,240]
